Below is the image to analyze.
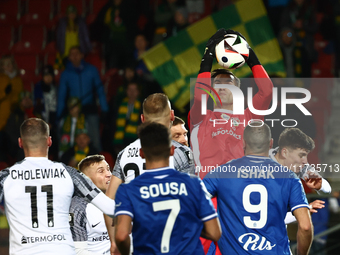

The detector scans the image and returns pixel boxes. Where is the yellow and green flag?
[141,0,285,110]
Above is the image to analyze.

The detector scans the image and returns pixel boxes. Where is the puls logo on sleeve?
[238,233,276,251]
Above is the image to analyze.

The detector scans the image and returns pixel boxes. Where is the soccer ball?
[215,34,250,69]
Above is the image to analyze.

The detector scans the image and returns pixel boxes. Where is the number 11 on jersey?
[25,184,54,228]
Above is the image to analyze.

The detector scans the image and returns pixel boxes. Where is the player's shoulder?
[70,196,88,213]
[0,167,10,183]
[172,140,190,151]
[172,140,193,158]
[119,139,141,158]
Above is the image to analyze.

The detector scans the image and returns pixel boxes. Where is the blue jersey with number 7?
[115,167,217,255]
[203,155,309,255]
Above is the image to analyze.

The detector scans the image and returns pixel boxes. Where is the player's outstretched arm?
[105,175,123,246]
[225,30,273,117]
[285,200,325,224]
[201,217,222,242]
[114,215,132,255]
[66,165,116,217]
[190,29,227,126]
[293,207,313,255]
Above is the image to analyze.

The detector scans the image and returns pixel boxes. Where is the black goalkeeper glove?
[225,29,261,69]
[199,28,227,73]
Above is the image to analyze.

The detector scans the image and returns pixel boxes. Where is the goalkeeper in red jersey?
[189,29,273,255]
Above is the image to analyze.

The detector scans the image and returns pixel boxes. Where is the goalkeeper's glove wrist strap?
[247,48,261,69]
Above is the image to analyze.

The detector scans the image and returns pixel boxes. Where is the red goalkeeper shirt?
[190,65,273,179]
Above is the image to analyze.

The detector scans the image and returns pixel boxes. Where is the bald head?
[243,122,272,155]
[20,118,50,150]
[142,93,172,126]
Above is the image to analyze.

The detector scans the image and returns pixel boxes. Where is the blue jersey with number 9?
[203,155,309,255]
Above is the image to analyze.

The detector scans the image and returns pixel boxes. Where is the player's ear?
[18,137,23,148]
[281,147,288,159]
[269,138,273,149]
[170,145,175,156]
[170,110,175,122]
[242,139,246,150]
[139,148,145,159]
[141,114,145,123]
[47,136,52,147]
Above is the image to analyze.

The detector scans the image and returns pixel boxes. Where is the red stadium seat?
[19,25,47,50]
[21,71,37,92]
[58,0,86,16]
[14,54,40,75]
[0,162,8,171]
[0,0,21,23]
[90,0,107,14]
[43,42,57,54]
[100,151,115,168]
[27,0,54,20]
[85,52,104,75]
[0,26,14,54]
[44,53,57,66]
[11,41,41,55]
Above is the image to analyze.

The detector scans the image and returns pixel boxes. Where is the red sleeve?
[189,72,211,128]
[248,65,273,120]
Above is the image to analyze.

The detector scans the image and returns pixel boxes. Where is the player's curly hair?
[278,128,315,152]
[211,68,241,88]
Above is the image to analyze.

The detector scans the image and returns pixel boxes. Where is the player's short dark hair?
[244,121,271,153]
[78,154,106,173]
[172,116,185,126]
[278,128,315,152]
[20,118,49,147]
[138,122,171,161]
[143,93,170,120]
[211,68,240,88]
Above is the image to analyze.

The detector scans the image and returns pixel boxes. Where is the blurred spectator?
[57,46,109,152]
[56,5,92,62]
[33,65,58,159]
[1,92,35,163]
[0,55,24,132]
[153,0,184,44]
[166,7,189,38]
[280,0,318,77]
[61,129,98,168]
[113,82,141,153]
[279,28,297,78]
[185,0,204,23]
[170,116,188,146]
[34,65,57,124]
[59,97,87,159]
[96,0,138,69]
[134,34,150,76]
[265,0,290,35]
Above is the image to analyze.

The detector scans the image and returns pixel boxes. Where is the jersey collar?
[245,155,270,159]
[144,167,173,173]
